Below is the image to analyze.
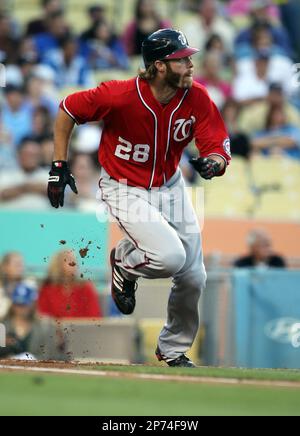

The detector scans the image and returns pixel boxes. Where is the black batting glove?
[189,157,222,180]
[48,161,78,208]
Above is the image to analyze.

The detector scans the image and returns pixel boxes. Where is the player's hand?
[189,157,222,180]
[48,161,78,208]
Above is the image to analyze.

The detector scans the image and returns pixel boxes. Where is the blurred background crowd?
[0,0,300,365]
[0,0,300,211]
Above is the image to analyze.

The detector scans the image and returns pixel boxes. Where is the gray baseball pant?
[99,167,207,360]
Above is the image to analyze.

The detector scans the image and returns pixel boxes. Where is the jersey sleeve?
[59,82,112,125]
[194,88,231,167]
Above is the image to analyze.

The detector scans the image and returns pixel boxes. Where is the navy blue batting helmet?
[142,28,199,68]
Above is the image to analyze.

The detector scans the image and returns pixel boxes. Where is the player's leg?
[157,174,206,363]
[99,170,186,280]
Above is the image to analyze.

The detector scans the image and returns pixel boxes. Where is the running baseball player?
[48,29,231,367]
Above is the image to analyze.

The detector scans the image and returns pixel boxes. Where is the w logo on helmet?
[178,32,187,46]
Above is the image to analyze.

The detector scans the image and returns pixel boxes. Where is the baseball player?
[48,29,231,367]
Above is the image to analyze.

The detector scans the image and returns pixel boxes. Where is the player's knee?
[189,273,206,294]
[178,268,207,294]
[195,268,207,292]
[197,267,207,290]
[160,249,186,277]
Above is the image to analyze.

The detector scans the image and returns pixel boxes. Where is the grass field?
[0,362,300,416]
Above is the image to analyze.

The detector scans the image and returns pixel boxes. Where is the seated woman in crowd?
[251,106,300,160]
[37,250,102,319]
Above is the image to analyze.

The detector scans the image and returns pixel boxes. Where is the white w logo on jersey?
[173,116,195,142]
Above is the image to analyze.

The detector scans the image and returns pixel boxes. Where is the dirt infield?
[1,360,300,389]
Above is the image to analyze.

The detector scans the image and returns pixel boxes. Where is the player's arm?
[191,89,231,180]
[47,108,78,209]
[48,84,113,208]
[53,108,75,161]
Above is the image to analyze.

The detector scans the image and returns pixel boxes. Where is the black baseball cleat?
[155,346,196,368]
[110,248,137,315]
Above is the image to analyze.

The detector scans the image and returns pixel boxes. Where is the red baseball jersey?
[60,77,231,189]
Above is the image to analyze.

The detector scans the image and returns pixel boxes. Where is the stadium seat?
[199,157,256,218]
[250,156,300,191]
[253,191,300,220]
[203,188,256,218]
[250,156,300,219]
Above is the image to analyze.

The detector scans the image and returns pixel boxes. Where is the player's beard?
[165,63,193,90]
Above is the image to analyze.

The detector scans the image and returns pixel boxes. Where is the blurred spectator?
[0,13,20,64]
[38,250,102,318]
[227,0,280,22]
[233,49,293,103]
[235,21,291,60]
[26,0,63,36]
[235,0,292,58]
[195,51,232,108]
[17,55,39,83]
[5,64,24,87]
[183,0,235,54]
[39,134,54,167]
[2,85,33,147]
[83,21,129,70]
[0,137,49,210]
[0,252,36,320]
[280,0,300,60]
[221,99,250,159]
[204,33,232,67]
[25,66,58,117]
[32,105,53,138]
[66,152,99,210]
[33,9,70,61]
[80,4,106,42]
[234,228,286,268]
[0,283,64,360]
[205,33,223,52]
[0,286,10,321]
[0,252,25,298]
[0,125,17,171]
[251,106,300,160]
[238,83,300,135]
[44,34,95,87]
[122,0,171,56]
[18,36,39,62]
